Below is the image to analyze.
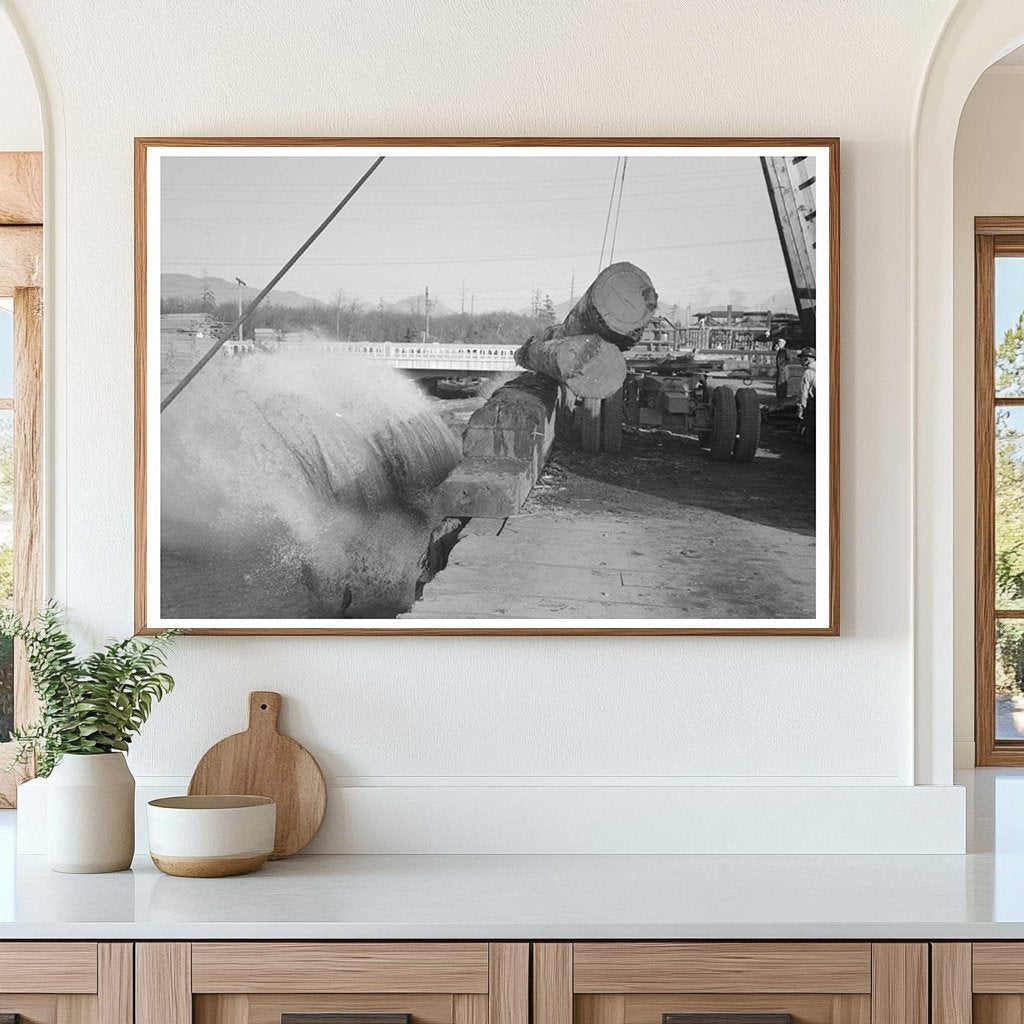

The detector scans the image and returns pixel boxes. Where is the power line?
[165,234,779,269]
[597,158,620,273]
[184,265,785,305]
[608,156,628,266]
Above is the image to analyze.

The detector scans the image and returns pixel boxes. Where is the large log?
[514,333,626,400]
[435,457,535,518]
[437,371,559,518]
[556,261,658,351]
[462,371,558,477]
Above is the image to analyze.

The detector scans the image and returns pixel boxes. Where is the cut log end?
[589,262,659,338]
[561,262,658,350]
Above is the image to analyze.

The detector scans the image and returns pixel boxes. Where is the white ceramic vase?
[46,752,135,873]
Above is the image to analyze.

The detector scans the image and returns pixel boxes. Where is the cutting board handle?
[248,691,282,734]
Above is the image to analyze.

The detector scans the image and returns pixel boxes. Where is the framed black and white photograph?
[135,137,838,635]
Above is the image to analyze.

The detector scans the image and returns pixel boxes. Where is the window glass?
[996,257,1024,397]
[997,620,1024,740]
[996,407,1024,610]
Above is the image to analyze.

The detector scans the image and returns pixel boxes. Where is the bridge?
[224,334,776,380]
[222,337,521,380]
[317,340,520,376]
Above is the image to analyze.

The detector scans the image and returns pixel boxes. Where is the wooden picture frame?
[975,216,1024,764]
[135,137,840,636]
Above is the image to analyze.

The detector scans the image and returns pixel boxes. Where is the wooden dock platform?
[403,425,816,622]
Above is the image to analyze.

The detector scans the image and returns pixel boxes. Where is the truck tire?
[733,387,761,462]
[710,386,737,461]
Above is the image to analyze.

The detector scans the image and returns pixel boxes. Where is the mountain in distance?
[656,290,797,319]
[388,294,457,317]
[161,273,323,310]
[754,288,798,314]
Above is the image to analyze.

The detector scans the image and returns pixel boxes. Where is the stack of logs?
[437,262,657,519]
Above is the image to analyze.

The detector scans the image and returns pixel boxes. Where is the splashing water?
[160,348,462,619]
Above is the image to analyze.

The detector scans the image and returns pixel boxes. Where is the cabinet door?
[137,943,528,1024]
[533,944,927,1024]
[0,943,131,1024]
[940,943,1024,1024]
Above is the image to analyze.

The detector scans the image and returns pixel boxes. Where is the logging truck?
[624,364,762,463]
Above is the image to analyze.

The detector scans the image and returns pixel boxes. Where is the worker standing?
[773,338,790,403]
[797,347,817,421]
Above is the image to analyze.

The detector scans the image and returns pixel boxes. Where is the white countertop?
[2,769,1022,941]
[2,849,1024,940]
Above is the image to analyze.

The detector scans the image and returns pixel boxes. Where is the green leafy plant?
[1,603,179,777]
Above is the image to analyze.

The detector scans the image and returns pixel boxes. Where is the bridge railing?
[317,341,521,370]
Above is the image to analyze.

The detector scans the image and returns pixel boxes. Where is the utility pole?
[235,277,246,342]
[425,285,430,342]
[461,277,466,315]
[471,294,474,315]
[569,270,575,306]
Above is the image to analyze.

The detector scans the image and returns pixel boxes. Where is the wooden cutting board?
[188,691,327,859]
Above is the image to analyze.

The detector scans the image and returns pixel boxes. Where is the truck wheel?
[710,386,737,461]
[733,387,761,462]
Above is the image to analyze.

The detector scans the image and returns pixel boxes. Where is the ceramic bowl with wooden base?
[147,795,276,877]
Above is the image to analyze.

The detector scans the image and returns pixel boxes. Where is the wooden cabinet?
[0,937,968,1024]
[136,944,528,1024]
[532,944,928,1024]
[932,943,1024,1024]
[0,943,132,1024]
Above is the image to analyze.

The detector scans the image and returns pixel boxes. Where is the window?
[0,152,43,806]
[0,306,11,745]
[975,219,1024,764]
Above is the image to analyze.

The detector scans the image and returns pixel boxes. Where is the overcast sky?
[160,152,800,314]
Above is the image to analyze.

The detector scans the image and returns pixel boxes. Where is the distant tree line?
[995,310,1024,694]
[160,294,559,347]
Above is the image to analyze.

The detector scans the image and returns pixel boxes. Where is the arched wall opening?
[914,1,1024,785]
[952,48,1024,768]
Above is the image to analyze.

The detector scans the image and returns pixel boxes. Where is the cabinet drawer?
[534,944,925,1024]
[191,944,491,994]
[0,943,130,1024]
[139,943,528,1024]
[0,942,98,994]
[572,944,872,994]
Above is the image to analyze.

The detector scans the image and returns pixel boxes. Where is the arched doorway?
[913,1,1024,785]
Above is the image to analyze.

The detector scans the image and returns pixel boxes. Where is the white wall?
[0,12,39,152]
[1,0,973,852]
[952,65,1024,767]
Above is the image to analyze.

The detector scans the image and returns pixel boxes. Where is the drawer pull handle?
[283,1016,411,1024]
[664,1016,795,1024]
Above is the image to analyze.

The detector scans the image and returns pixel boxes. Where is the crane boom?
[760,155,817,344]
